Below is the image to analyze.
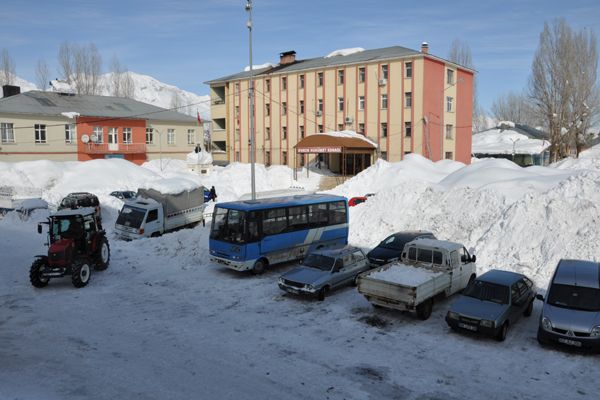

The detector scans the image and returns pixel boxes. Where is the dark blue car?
[367,231,435,266]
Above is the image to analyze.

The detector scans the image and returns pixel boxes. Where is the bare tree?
[529,18,599,160]
[448,39,484,132]
[491,91,539,127]
[35,59,50,90]
[0,49,16,85]
[58,42,73,84]
[170,92,183,111]
[58,41,103,95]
[109,55,135,98]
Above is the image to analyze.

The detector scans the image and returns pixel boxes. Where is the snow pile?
[186,150,213,164]
[325,48,365,58]
[244,63,276,71]
[321,130,378,147]
[60,111,80,119]
[552,143,600,171]
[139,177,202,194]
[368,264,443,286]
[472,127,549,155]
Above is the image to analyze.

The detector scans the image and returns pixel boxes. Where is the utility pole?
[246,0,256,200]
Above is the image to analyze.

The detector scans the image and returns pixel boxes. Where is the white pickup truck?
[357,238,477,320]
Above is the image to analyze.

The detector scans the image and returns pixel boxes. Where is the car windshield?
[302,254,336,271]
[547,284,600,312]
[463,280,510,304]
[116,205,146,229]
[122,191,136,199]
[379,235,409,250]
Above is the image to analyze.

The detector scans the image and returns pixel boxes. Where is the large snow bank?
[186,150,213,164]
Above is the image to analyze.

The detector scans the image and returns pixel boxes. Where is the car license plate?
[285,287,300,294]
[558,338,582,347]
[458,322,477,332]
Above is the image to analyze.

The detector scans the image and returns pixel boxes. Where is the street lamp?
[246,0,256,200]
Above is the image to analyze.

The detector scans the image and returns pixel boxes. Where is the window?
[328,201,347,225]
[235,106,240,118]
[108,127,118,144]
[338,70,344,85]
[358,123,365,134]
[282,127,287,140]
[65,124,76,144]
[338,97,344,112]
[288,205,308,231]
[380,151,387,160]
[381,123,388,138]
[445,124,453,140]
[358,96,365,111]
[167,128,175,145]
[381,64,388,80]
[147,209,158,223]
[445,152,453,160]
[265,151,271,166]
[93,126,103,143]
[446,96,454,112]
[299,100,304,114]
[405,92,412,108]
[337,124,344,131]
[235,151,240,162]
[265,127,270,140]
[235,82,240,94]
[282,151,288,165]
[381,94,388,109]
[187,129,195,144]
[263,208,287,235]
[405,122,412,137]
[34,124,47,143]
[317,99,323,112]
[265,79,270,92]
[282,77,287,91]
[265,103,270,116]
[318,124,323,133]
[447,69,455,85]
[308,203,328,227]
[235,129,240,141]
[282,102,287,115]
[299,125,305,138]
[318,72,323,86]
[1,122,14,143]
[145,128,153,144]
[358,67,365,83]
[417,249,433,263]
[123,127,132,144]
[405,62,412,78]
[299,75,305,89]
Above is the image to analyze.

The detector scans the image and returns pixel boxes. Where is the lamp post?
[246,0,256,200]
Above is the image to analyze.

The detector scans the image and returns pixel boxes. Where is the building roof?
[205,45,473,85]
[295,132,377,152]
[472,123,550,156]
[0,91,196,123]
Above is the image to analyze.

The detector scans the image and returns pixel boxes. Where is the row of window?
[0,122,196,146]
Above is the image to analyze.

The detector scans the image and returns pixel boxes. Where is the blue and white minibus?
[209,194,348,274]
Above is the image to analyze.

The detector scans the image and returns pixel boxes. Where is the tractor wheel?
[72,258,92,288]
[416,298,434,320]
[94,237,110,271]
[29,258,49,288]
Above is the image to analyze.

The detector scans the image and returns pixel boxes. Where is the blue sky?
[2,0,599,113]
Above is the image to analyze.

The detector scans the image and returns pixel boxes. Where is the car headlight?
[541,317,552,331]
[278,278,284,285]
[591,326,600,337]
[480,320,494,328]
[447,311,459,320]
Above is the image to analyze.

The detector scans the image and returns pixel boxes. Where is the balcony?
[82,143,146,154]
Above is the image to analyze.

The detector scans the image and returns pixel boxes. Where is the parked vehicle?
[58,192,101,222]
[0,186,46,217]
[348,193,375,207]
[367,231,436,266]
[114,186,206,240]
[445,270,536,341]
[209,194,348,274]
[278,246,370,300]
[536,259,600,352]
[357,238,477,320]
[110,190,137,200]
[30,207,110,288]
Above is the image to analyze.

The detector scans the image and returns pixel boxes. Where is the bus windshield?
[210,207,259,244]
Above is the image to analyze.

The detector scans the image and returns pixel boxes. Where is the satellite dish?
[81,134,90,144]
[90,134,98,143]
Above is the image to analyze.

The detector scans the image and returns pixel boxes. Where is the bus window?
[308,203,328,227]
[246,211,260,242]
[288,206,308,231]
[328,201,347,225]
[227,210,245,243]
[263,208,287,235]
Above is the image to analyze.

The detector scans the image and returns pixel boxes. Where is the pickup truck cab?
[357,238,477,320]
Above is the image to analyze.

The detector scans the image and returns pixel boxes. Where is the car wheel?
[29,258,50,288]
[252,259,266,275]
[72,258,91,288]
[523,300,534,317]
[317,286,329,301]
[496,322,508,342]
[416,298,433,320]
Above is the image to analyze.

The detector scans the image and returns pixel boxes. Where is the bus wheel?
[252,259,266,275]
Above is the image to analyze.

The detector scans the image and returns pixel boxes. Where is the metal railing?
[83,143,147,154]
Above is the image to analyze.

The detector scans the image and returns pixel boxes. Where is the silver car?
[278,246,370,301]
[536,259,600,352]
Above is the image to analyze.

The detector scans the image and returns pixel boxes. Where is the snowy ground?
[1,153,599,400]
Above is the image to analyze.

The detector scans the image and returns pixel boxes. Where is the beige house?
[205,44,475,171]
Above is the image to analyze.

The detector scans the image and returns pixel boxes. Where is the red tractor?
[30,207,110,288]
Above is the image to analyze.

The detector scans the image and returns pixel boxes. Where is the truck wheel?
[317,286,329,301]
[496,322,508,342]
[29,258,49,288]
[72,258,91,288]
[352,274,360,287]
[252,259,266,275]
[94,237,110,271]
[416,298,433,320]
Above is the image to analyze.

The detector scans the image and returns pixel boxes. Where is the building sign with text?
[297,146,342,154]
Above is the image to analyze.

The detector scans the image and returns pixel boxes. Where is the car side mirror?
[471,255,476,263]
[37,224,42,234]
[535,294,544,301]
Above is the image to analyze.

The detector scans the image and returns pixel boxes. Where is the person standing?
[209,186,217,202]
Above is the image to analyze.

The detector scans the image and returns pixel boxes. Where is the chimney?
[279,50,296,66]
[421,42,429,54]
[2,85,20,98]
